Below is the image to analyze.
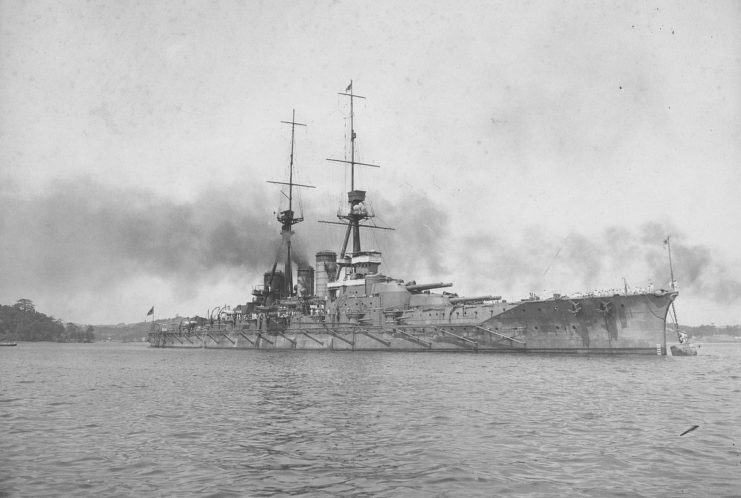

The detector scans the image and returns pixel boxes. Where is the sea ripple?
[1,343,740,496]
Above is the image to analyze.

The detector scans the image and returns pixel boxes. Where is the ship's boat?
[670,343,698,356]
[149,83,680,355]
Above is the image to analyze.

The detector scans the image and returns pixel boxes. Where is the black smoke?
[1,179,280,294]
[0,181,451,302]
[2,180,739,318]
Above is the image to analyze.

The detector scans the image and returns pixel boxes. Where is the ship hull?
[148,291,677,355]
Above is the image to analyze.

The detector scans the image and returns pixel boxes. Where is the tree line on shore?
[683,323,741,339]
[0,299,95,343]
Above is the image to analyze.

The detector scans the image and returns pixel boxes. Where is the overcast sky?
[1,0,739,326]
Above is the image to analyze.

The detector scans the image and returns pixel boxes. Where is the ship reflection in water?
[149,83,684,355]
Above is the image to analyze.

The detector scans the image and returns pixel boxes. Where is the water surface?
[2,342,740,496]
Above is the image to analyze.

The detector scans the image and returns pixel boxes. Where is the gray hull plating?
[148,291,676,355]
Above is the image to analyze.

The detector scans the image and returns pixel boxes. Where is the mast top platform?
[348,190,366,203]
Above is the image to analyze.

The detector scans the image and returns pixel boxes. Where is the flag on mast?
[147,306,154,316]
[346,81,352,92]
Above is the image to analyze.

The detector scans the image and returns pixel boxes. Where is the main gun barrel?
[449,295,500,304]
[405,282,454,293]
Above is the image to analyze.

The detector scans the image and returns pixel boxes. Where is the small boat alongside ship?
[148,82,685,355]
[0,333,18,347]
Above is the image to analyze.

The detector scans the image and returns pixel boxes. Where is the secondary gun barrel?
[449,295,500,304]
[405,282,454,293]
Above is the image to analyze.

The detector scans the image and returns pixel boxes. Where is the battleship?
[149,82,683,355]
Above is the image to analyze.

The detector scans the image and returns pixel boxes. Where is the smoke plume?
[458,220,741,304]
[0,179,279,294]
[2,179,739,323]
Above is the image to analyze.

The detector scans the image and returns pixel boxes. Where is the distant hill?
[682,324,741,342]
[0,299,94,342]
[94,322,152,342]
[94,317,184,342]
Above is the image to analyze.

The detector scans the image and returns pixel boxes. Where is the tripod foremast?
[321,81,393,281]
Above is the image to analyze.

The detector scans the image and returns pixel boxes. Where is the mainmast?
[266,109,314,297]
[323,81,391,266]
